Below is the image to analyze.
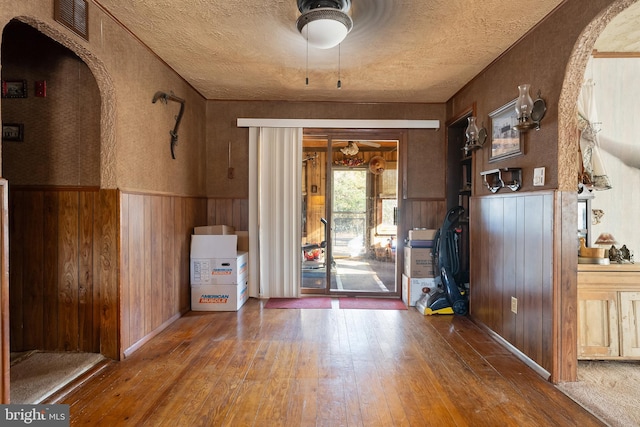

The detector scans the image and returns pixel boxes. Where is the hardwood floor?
[54,298,604,426]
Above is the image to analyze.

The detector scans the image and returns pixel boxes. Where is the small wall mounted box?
[533,167,545,186]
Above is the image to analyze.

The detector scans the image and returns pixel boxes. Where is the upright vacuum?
[423,206,469,315]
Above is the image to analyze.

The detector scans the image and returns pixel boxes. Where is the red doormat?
[264,297,333,309]
[339,298,407,310]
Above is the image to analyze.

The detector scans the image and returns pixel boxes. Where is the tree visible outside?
[333,169,366,213]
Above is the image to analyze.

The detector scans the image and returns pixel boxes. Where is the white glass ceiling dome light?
[296,0,353,49]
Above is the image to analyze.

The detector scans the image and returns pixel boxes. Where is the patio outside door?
[301,134,398,295]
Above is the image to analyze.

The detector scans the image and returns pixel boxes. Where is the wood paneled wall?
[470,191,555,373]
[8,187,119,358]
[398,199,447,285]
[206,198,249,231]
[401,199,447,232]
[10,188,213,361]
[120,192,206,357]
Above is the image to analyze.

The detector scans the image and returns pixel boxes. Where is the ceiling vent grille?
[54,0,88,40]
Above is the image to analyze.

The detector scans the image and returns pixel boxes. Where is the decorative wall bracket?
[480,168,522,193]
[152,91,185,159]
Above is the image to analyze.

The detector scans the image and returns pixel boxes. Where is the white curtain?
[248,127,302,298]
[578,79,612,190]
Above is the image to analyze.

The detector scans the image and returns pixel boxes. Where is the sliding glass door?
[301,132,399,295]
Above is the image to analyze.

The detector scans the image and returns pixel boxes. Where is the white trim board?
[237,118,440,129]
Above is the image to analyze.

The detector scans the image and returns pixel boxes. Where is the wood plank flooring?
[54,298,604,426]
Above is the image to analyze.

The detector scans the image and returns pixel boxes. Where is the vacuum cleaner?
[423,206,469,315]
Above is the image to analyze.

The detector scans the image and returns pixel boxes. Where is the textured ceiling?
[93,0,630,103]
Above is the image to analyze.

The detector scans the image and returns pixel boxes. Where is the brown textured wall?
[0,1,208,196]
[0,1,209,365]
[447,0,621,195]
[1,22,100,186]
[448,0,625,382]
[205,101,446,199]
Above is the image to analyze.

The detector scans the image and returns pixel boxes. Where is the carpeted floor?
[557,360,640,427]
[10,351,105,404]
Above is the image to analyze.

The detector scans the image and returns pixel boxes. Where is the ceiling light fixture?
[296,0,353,49]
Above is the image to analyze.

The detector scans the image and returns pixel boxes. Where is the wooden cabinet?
[577,264,640,359]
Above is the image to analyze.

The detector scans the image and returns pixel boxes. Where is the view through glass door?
[301,134,398,295]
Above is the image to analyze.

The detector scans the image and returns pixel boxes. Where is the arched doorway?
[557,0,638,383]
[1,17,117,403]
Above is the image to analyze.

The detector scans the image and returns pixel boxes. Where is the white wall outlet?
[533,167,545,186]
[511,297,518,314]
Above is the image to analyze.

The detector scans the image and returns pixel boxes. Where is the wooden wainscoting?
[470,191,555,374]
[400,199,447,232]
[120,192,206,357]
[8,186,119,358]
[206,198,249,230]
[399,198,447,285]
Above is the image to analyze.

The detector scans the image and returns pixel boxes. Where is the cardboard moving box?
[402,274,437,307]
[190,253,248,285]
[408,229,437,241]
[190,235,248,285]
[191,279,249,311]
[404,246,434,278]
[193,225,249,251]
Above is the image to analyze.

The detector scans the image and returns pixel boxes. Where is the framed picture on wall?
[1,79,28,98]
[2,123,24,141]
[489,99,522,162]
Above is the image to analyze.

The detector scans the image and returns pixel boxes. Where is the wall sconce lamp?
[463,116,487,155]
[513,84,546,132]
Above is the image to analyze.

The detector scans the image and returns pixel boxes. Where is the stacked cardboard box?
[190,229,250,311]
[402,228,437,307]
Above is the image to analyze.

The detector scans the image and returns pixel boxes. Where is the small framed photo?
[2,123,24,141]
[2,80,28,98]
[489,99,522,162]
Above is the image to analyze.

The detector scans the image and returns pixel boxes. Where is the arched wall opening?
[558,0,636,190]
[0,16,119,369]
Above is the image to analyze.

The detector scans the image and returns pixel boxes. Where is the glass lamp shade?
[297,9,353,49]
[515,84,534,124]
[465,116,479,145]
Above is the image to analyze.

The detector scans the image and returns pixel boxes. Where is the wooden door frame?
[0,180,9,403]
[301,129,406,296]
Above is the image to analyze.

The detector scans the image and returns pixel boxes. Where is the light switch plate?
[533,167,545,186]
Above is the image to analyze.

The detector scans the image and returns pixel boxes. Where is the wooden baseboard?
[471,316,551,381]
[123,311,183,358]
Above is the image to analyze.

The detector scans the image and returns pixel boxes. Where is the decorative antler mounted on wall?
[152,91,185,159]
